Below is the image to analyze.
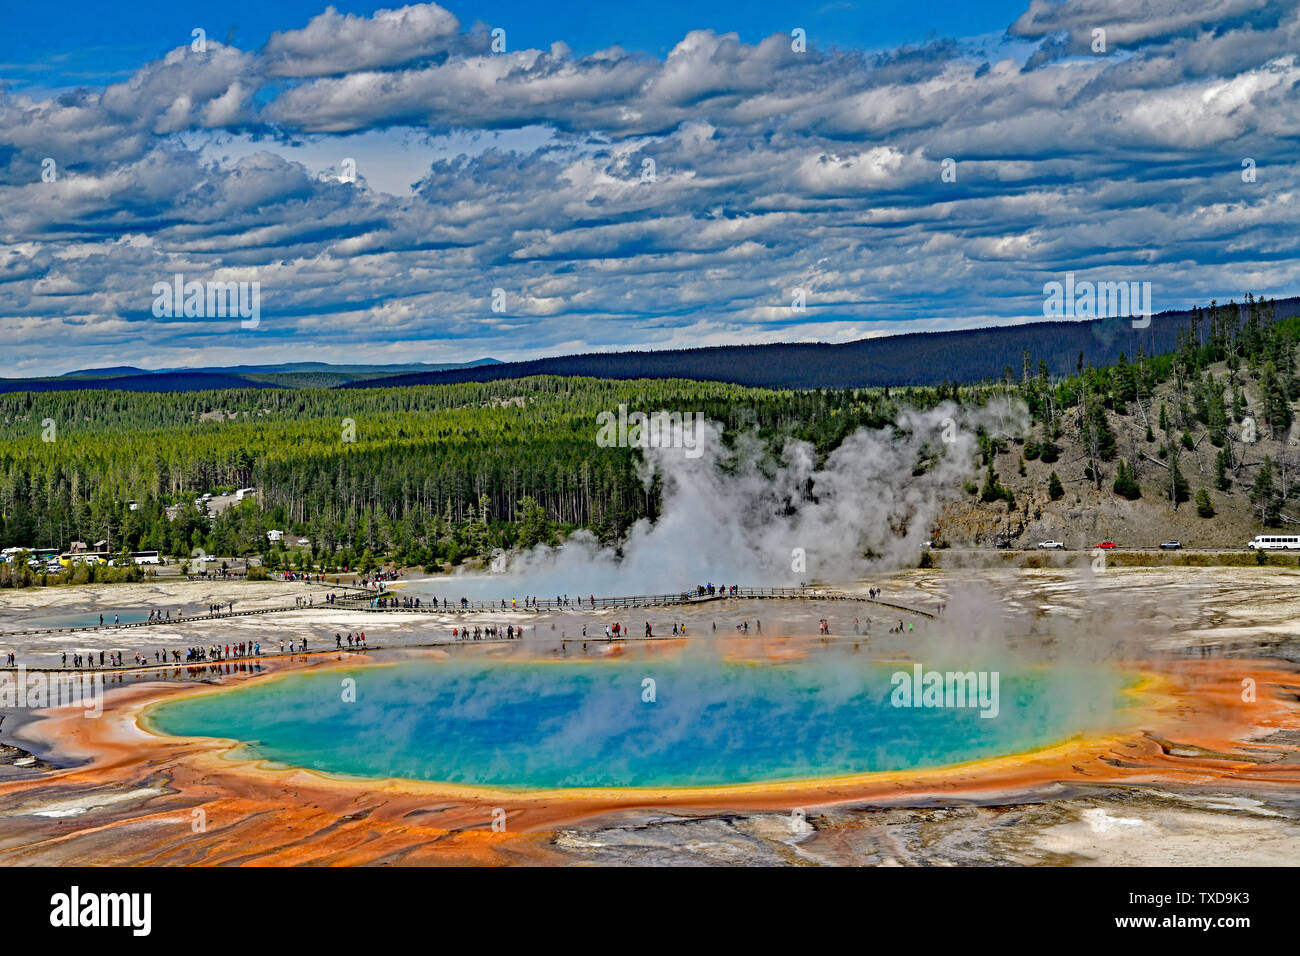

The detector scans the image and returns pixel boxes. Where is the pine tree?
[1252,456,1280,525]
[1165,444,1189,505]
[1114,352,1137,404]
[1048,471,1064,501]
[1262,360,1293,439]
[515,496,556,549]
[1112,460,1141,499]
[980,466,1013,505]
[1195,488,1215,518]
[1215,448,1231,491]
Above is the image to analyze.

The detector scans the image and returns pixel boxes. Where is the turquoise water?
[0,610,150,630]
[146,657,1133,789]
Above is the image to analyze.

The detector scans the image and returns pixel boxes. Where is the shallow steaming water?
[147,656,1134,789]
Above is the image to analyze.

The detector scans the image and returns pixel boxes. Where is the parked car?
[1159,540,1182,550]
[1095,541,1116,549]
[1037,540,1065,550]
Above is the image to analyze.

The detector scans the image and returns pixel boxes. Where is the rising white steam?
[447,398,1027,598]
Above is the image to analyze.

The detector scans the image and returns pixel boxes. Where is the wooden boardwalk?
[0,584,934,640]
[324,584,937,617]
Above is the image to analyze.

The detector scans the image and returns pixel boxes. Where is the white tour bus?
[130,550,162,565]
[1247,534,1300,551]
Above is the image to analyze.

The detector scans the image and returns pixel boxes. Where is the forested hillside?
[941,294,1300,547]
[0,377,934,577]
[1,293,1297,584]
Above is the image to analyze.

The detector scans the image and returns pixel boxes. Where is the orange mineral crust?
[0,650,1296,866]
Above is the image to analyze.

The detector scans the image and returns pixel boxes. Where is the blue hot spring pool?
[144,656,1136,789]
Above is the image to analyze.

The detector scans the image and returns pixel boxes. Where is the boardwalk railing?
[340,585,936,618]
[0,603,336,638]
[0,585,934,639]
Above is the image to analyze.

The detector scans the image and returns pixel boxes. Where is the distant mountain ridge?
[58,366,150,378]
[57,359,502,378]
[340,298,1300,391]
[4,358,502,393]
[7,298,1298,394]
[2,371,280,394]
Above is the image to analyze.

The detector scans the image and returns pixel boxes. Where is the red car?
[1095,541,1116,549]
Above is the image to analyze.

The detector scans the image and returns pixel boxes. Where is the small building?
[267,530,284,543]
[69,541,87,554]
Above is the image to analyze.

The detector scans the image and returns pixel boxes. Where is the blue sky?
[1,0,1298,374]
[3,1,1029,90]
